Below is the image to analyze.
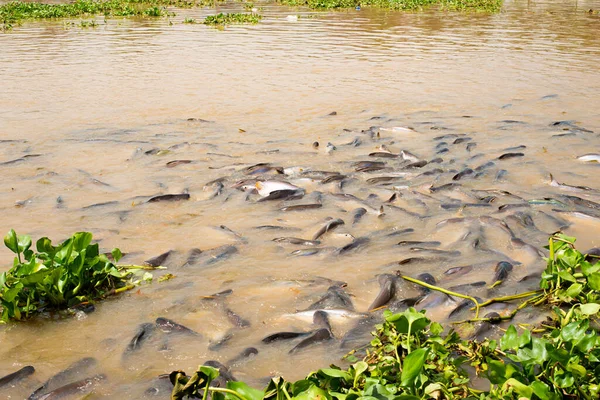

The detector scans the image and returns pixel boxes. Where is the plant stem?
[477,290,542,307]
[401,275,481,318]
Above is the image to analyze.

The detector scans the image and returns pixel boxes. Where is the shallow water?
[1,0,600,397]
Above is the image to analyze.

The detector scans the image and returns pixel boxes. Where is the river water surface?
[1,0,600,398]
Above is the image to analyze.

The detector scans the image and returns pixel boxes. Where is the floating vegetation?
[0,0,211,30]
[170,233,600,399]
[183,16,196,23]
[203,12,262,26]
[278,0,502,11]
[0,230,160,322]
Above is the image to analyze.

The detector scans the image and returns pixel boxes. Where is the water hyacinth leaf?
[226,381,265,400]
[530,381,558,400]
[400,347,429,387]
[561,321,586,343]
[320,368,351,380]
[580,303,600,315]
[293,384,331,400]
[386,308,429,335]
[4,229,31,257]
[557,270,576,283]
[502,378,533,397]
[292,379,313,395]
[554,371,575,388]
[581,261,600,276]
[587,273,600,290]
[500,325,518,351]
[564,283,582,298]
[486,358,507,384]
[352,361,368,387]
[111,248,123,263]
[518,329,531,348]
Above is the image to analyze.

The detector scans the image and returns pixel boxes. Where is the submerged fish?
[0,366,35,388]
[577,154,600,163]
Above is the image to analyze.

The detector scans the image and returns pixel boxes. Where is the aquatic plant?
[0,230,159,322]
[170,233,600,399]
[203,12,262,25]
[278,0,502,11]
[0,0,212,30]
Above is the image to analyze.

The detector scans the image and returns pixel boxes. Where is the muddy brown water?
[1,0,600,397]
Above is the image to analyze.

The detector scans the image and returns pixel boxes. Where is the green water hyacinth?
[0,229,156,322]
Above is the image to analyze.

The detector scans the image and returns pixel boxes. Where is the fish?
[257,189,305,202]
[147,194,190,203]
[335,237,370,255]
[36,374,106,400]
[273,237,321,246]
[489,261,514,288]
[0,365,35,388]
[166,160,193,168]
[28,358,97,400]
[352,208,367,225]
[226,347,258,366]
[368,274,399,311]
[288,328,333,354]
[560,195,600,211]
[144,250,173,267]
[185,245,238,267]
[262,331,310,343]
[470,312,502,341]
[312,310,333,333]
[397,241,441,247]
[453,168,474,181]
[124,323,156,355]
[255,181,301,197]
[497,152,524,160]
[369,152,399,158]
[453,137,471,144]
[155,318,198,335]
[577,154,600,163]
[280,204,322,212]
[312,218,345,240]
[81,200,120,210]
[290,249,321,256]
[203,361,236,386]
[306,285,355,311]
[400,150,420,162]
[549,173,596,192]
[403,160,428,169]
[430,183,460,193]
[321,174,346,184]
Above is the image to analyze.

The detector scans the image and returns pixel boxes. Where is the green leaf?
[111,248,123,263]
[353,361,368,387]
[387,308,430,335]
[564,283,583,298]
[503,378,533,397]
[500,325,519,351]
[72,232,93,252]
[558,270,576,282]
[487,359,507,384]
[554,371,575,388]
[580,303,600,315]
[587,273,600,291]
[531,381,558,400]
[294,384,331,400]
[400,347,429,387]
[226,381,264,400]
[320,368,351,380]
